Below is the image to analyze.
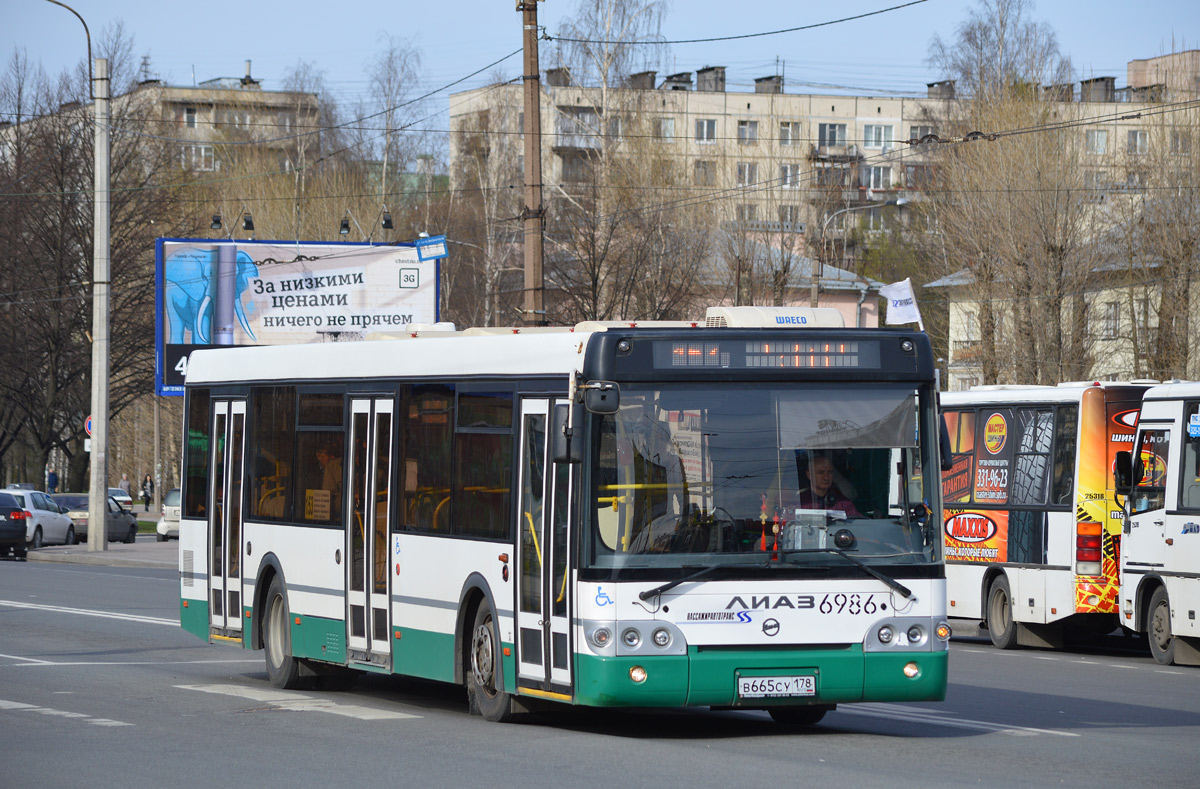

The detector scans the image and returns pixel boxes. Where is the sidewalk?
[27,537,178,570]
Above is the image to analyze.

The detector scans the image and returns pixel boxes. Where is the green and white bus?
[178,306,949,724]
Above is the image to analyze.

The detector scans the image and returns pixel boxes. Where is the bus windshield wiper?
[638,564,728,601]
[774,548,913,599]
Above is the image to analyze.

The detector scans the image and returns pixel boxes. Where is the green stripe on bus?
[289,614,347,664]
[392,627,456,683]
[180,598,208,640]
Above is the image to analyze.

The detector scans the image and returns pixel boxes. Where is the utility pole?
[519,0,545,326]
[87,57,110,552]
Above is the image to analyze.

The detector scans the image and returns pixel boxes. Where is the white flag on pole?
[879,278,924,329]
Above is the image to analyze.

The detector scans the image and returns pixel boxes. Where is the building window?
[556,106,600,148]
[657,117,675,140]
[780,163,801,188]
[736,203,757,222]
[778,204,801,225]
[1101,302,1119,339]
[779,121,801,145]
[736,162,758,187]
[816,163,851,187]
[695,118,716,143]
[694,159,715,186]
[865,206,885,230]
[905,164,936,189]
[818,123,846,147]
[737,120,758,144]
[863,165,891,189]
[863,124,893,149]
[184,107,197,128]
[606,115,622,141]
[1127,129,1148,155]
[181,144,215,171]
[1171,130,1192,156]
[909,125,935,143]
[963,311,978,343]
[225,111,250,130]
[1086,129,1108,155]
[560,151,592,182]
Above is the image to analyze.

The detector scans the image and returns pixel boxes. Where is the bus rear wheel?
[768,705,832,726]
[1147,586,1175,665]
[987,576,1019,650]
[467,601,514,722]
[264,576,303,689]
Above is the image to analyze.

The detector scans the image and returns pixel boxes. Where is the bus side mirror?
[551,403,583,464]
[939,414,953,472]
[583,381,620,414]
[1114,450,1132,493]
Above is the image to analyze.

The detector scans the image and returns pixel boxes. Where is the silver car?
[4,488,74,548]
[52,494,139,544]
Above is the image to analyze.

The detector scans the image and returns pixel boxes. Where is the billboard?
[155,239,438,395]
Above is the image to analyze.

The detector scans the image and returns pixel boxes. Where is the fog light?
[907,625,924,643]
[630,665,647,683]
[935,622,952,640]
[622,628,641,648]
[903,662,920,678]
[590,627,612,648]
[652,628,671,647]
[1087,594,1099,606]
[878,625,894,644]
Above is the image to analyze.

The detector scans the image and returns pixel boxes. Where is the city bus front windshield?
[586,383,939,572]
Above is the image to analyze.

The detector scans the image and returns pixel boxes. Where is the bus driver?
[793,453,861,517]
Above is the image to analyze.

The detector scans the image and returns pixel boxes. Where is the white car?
[157,488,181,541]
[4,487,74,548]
[108,487,134,508]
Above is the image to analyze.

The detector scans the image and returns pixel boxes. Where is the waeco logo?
[945,513,998,543]
[984,413,1007,454]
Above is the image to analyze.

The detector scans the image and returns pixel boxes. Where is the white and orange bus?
[940,382,1148,649]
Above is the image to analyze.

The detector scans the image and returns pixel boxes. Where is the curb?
[26,544,178,570]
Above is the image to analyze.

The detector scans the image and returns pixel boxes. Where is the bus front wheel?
[1147,586,1175,665]
[264,576,303,689]
[467,601,514,722]
[987,576,1019,650]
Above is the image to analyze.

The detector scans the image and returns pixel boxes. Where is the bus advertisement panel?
[155,239,437,395]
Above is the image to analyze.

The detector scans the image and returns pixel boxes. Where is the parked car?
[108,487,134,508]
[3,487,74,548]
[157,488,181,541]
[0,491,29,559]
[51,493,139,544]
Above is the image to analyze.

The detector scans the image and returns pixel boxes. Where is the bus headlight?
[622,628,641,648]
[907,625,925,644]
[629,665,648,683]
[589,627,612,649]
[877,625,895,644]
[903,662,920,678]
[652,628,671,647]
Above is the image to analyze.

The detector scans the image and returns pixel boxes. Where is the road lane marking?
[840,703,1079,737]
[0,697,133,727]
[0,599,178,626]
[177,683,420,721]
[0,652,259,667]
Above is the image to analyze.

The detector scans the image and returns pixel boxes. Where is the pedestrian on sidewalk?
[47,467,58,494]
[141,474,154,512]
[118,473,132,497]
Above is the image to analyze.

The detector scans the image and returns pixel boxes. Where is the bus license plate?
[737,675,816,699]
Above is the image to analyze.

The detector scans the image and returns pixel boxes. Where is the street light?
[810,197,907,308]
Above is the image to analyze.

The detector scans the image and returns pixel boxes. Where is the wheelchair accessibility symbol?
[595,587,614,606]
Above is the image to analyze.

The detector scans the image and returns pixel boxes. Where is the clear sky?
[3,1,1197,110]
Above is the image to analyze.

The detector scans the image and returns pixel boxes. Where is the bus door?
[209,399,246,637]
[346,398,394,665]
[515,398,573,693]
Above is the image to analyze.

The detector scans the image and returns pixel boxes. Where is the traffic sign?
[85,415,92,436]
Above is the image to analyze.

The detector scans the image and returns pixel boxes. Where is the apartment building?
[451,50,1195,381]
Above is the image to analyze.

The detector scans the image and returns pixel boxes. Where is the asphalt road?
[1,545,1196,787]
